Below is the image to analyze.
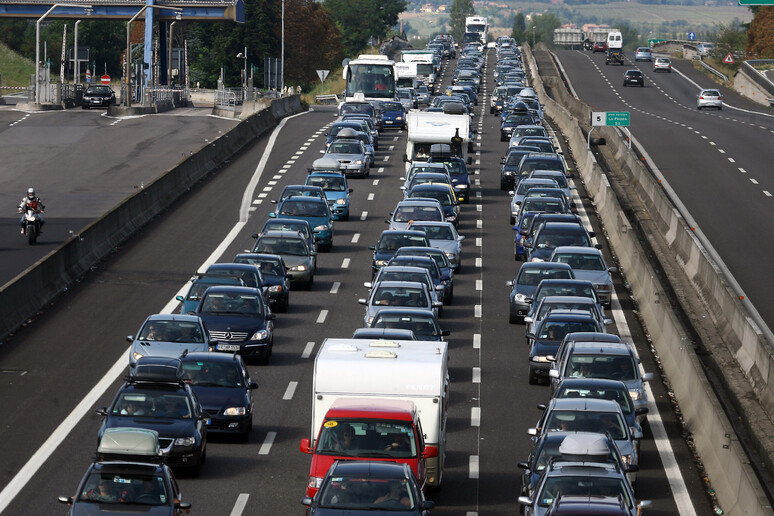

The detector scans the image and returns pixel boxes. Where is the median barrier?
[0,95,304,342]
[526,44,774,516]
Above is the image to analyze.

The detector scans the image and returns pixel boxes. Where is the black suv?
[96,357,208,475]
[623,70,644,87]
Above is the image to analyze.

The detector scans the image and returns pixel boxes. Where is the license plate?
[217,344,240,351]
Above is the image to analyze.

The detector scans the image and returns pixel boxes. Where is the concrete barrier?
[0,95,304,342]
[526,45,774,515]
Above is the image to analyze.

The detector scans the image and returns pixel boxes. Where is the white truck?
[404,110,473,171]
[465,16,488,45]
[395,62,418,89]
[401,50,436,92]
[311,338,449,488]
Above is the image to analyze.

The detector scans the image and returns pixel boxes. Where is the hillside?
[0,40,34,88]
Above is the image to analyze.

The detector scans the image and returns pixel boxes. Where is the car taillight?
[718,96,722,100]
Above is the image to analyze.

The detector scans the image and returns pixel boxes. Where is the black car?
[500,112,536,141]
[369,230,430,277]
[95,357,207,475]
[82,85,116,109]
[194,285,276,364]
[232,252,290,312]
[500,148,540,191]
[180,352,258,440]
[301,461,434,515]
[623,70,644,87]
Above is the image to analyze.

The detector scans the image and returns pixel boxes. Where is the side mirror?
[517,461,530,470]
[251,233,259,239]
[500,157,506,164]
[642,372,654,382]
[603,318,614,326]
[248,381,259,390]
[526,428,537,436]
[364,282,373,289]
[300,438,313,454]
[537,403,547,410]
[441,329,451,337]
[548,369,559,378]
[268,212,277,218]
[126,335,135,342]
[636,406,649,416]
[58,496,74,505]
[175,502,192,510]
[458,235,465,241]
[175,295,184,302]
[368,245,376,250]
[403,154,409,162]
[525,332,536,340]
[95,407,108,416]
[421,500,435,510]
[301,497,313,506]
[270,200,278,204]
[349,189,354,193]
[266,313,277,320]
[505,280,514,287]
[609,266,619,273]
[319,150,324,154]
[524,316,533,324]
[358,298,367,305]
[421,445,439,458]
[626,464,640,473]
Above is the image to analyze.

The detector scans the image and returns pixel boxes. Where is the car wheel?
[82,105,89,109]
[528,368,539,385]
[306,276,314,290]
[510,215,515,225]
[500,180,507,191]
[447,285,454,304]
[697,106,702,110]
[500,134,506,142]
[259,346,271,365]
[509,309,519,324]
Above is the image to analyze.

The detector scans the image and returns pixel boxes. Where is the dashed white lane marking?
[476,220,483,228]
[389,145,395,151]
[257,193,268,198]
[283,381,298,400]
[718,149,725,154]
[360,211,368,221]
[476,204,482,212]
[476,280,482,291]
[229,494,250,516]
[476,237,482,247]
[368,193,375,201]
[383,156,390,162]
[268,181,277,186]
[316,310,328,323]
[352,233,360,244]
[330,282,340,294]
[472,367,481,383]
[373,179,380,186]
[764,191,772,197]
[378,167,385,173]
[471,407,481,427]
[728,157,735,163]
[475,258,482,268]
[302,342,315,359]
[739,168,747,174]
[252,199,261,205]
[262,186,272,192]
[341,258,351,269]
[750,178,759,185]
[474,305,482,318]
[258,431,277,455]
[272,175,282,180]
[469,456,479,479]
[473,333,481,349]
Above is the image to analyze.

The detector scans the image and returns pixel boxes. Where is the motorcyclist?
[18,187,45,234]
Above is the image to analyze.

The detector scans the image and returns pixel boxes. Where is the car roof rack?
[128,357,185,386]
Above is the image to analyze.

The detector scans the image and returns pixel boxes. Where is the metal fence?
[145,86,190,106]
[743,60,774,99]
[214,88,238,111]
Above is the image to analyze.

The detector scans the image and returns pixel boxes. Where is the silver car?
[127,314,211,371]
[549,246,616,307]
[358,280,442,326]
[322,139,369,177]
[387,199,444,231]
[697,88,722,110]
[406,221,465,271]
[653,57,671,72]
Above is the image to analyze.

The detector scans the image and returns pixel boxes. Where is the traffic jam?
[56,22,655,516]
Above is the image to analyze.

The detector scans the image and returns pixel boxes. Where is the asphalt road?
[555,48,774,330]
[0,105,239,285]
[0,51,718,515]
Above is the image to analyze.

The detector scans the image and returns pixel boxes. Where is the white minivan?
[607,31,623,50]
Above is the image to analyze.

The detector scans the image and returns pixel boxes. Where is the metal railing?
[698,58,729,83]
[146,85,190,106]
[214,88,237,111]
[743,60,774,99]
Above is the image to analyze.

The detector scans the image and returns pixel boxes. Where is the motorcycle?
[21,208,42,245]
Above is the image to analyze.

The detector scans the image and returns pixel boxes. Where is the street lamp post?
[36,4,92,104]
[236,48,247,101]
[126,5,181,107]
[74,19,81,84]
[532,26,536,47]
[168,20,176,86]
[280,0,284,94]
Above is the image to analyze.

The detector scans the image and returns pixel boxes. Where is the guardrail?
[699,58,729,82]
[314,94,339,105]
[742,60,774,99]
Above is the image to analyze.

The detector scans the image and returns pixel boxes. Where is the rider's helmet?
[27,188,35,200]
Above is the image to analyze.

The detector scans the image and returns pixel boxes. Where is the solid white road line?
[229,494,250,516]
[0,108,312,515]
[283,381,298,400]
[258,431,277,455]
[302,342,315,359]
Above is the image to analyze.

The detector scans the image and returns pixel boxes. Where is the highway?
[0,50,724,515]
[554,48,774,328]
[0,106,238,285]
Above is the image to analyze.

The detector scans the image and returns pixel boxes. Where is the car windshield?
[532,173,568,188]
[521,199,566,213]
[390,259,440,282]
[413,224,453,240]
[506,114,533,124]
[86,86,111,95]
[112,393,192,419]
[410,190,453,206]
[317,476,416,510]
[234,256,283,277]
[182,360,244,387]
[328,142,362,154]
[201,293,264,316]
[307,176,346,192]
[395,206,442,222]
[534,440,617,472]
[282,187,320,200]
[538,321,599,341]
[280,200,328,217]
[507,151,530,166]
[522,159,563,174]
[372,286,427,307]
[341,104,373,116]
[518,268,571,286]
[78,471,168,505]
[544,410,627,439]
[517,181,553,195]
[702,90,720,97]
[373,313,439,337]
[557,383,634,415]
[538,302,594,320]
[315,419,418,457]
[554,253,605,271]
[568,355,637,382]
[262,220,309,236]
[378,234,427,251]
[536,283,596,301]
[537,230,589,248]
[397,90,411,99]
[138,321,204,343]
[186,277,239,301]
[379,271,428,287]
[255,237,307,256]
[537,475,631,507]
[380,102,403,111]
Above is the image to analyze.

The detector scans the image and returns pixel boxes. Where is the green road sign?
[738,0,774,5]
[606,111,630,126]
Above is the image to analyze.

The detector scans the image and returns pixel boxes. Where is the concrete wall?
[0,95,304,343]
[525,45,774,515]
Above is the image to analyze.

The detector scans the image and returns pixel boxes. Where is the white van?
[607,31,623,50]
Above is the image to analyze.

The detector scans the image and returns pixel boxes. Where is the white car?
[697,88,723,110]
[653,57,671,72]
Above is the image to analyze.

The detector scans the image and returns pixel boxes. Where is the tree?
[511,12,526,43]
[527,13,561,47]
[324,0,406,56]
[449,0,474,43]
[715,18,747,60]
[747,6,774,59]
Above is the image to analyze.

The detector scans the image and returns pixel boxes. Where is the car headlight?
[308,476,324,489]
[132,352,144,361]
[531,355,551,363]
[629,389,642,401]
[456,184,468,189]
[268,285,282,292]
[444,251,455,258]
[514,293,527,303]
[174,437,196,446]
[621,454,632,466]
[396,116,403,121]
[445,215,456,222]
[530,257,545,262]
[375,260,389,266]
[366,316,374,325]
[224,407,247,416]
[354,160,362,165]
[314,224,329,231]
[251,329,269,340]
[291,265,308,271]
[336,199,347,205]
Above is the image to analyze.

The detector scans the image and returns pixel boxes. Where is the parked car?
[697,88,722,110]
[622,70,644,87]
